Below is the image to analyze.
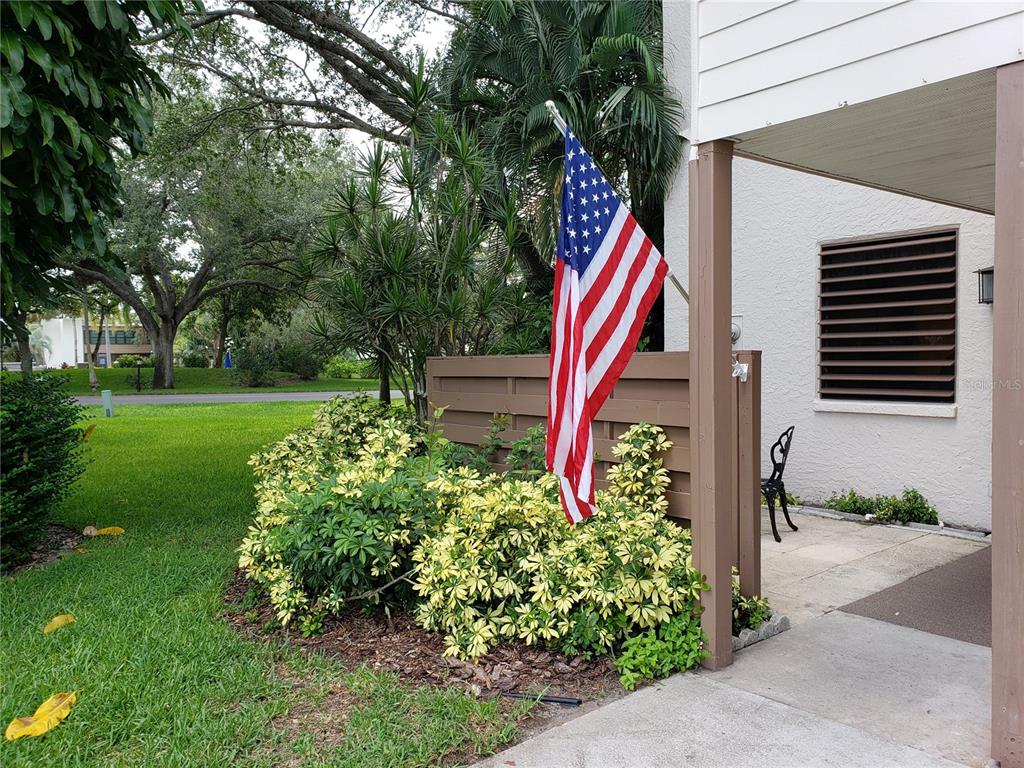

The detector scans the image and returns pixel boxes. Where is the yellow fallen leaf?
[82,424,96,441]
[5,692,76,741]
[94,527,124,536]
[43,614,76,635]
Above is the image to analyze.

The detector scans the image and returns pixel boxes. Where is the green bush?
[0,376,87,569]
[732,586,771,636]
[413,424,705,660]
[231,336,278,387]
[323,354,373,379]
[113,354,151,368]
[242,409,749,683]
[180,351,208,368]
[824,487,938,525]
[241,417,435,634]
[276,339,324,380]
[876,488,938,525]
[241,397,425,630]
[615,613,708,690]
[824,488,879,517]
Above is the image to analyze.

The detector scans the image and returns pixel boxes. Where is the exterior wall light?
[976,266,994,304]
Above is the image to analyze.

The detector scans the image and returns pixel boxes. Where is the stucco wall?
[663,156,995,530]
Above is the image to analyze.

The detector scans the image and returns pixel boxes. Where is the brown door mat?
[841,546,991,648]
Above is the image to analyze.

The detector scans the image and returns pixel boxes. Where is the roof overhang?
[729,71,997,214]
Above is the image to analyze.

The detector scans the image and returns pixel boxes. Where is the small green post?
[101,389,114,417]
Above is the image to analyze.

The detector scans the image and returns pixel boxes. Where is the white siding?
[692,0,1024,142]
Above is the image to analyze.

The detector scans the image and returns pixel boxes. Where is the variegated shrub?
[412,424,706,659]
[240,397,431,634]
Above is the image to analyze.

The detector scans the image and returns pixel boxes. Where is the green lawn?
[0,404,518,767]
[39,367,378,395]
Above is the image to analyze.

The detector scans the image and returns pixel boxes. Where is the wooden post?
[689,140,735,669]
[992,60,1024,768]
[737,351,762,598]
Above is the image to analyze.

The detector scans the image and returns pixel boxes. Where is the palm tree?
[308,128,527,423]
[441,0,684,343]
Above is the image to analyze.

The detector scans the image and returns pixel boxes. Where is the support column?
[689,140,735,669]
[992,60,1024,768]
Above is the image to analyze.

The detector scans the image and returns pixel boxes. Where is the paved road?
[75,390,404,406]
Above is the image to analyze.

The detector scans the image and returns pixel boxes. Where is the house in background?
[661,1,1022,765]
[37,316,153,369]
[662,4,1004,533]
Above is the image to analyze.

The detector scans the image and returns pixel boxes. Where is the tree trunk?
[91,307,107,366]
[412,362,428,425]
[214,305,230,368]
[14,327,33,380]
[151,325,177,389]
[377,353,391,405]
[82,297,98,390]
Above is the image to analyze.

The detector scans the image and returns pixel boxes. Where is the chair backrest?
[766,426,795,484]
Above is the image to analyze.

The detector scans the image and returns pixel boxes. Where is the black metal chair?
[762,426,797,543]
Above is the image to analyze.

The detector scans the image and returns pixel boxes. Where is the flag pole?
[544,99,689,304]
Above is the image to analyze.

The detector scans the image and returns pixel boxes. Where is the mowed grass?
[0,404,518,767]
[40,367,378,395]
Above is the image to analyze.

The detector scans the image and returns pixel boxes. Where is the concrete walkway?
[760,507,988,625]
[75,390,404,405]
[477,512,992,768]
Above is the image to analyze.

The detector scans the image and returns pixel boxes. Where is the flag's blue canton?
[558,129,623,277]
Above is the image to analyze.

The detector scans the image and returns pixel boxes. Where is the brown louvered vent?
[819,229,957,403]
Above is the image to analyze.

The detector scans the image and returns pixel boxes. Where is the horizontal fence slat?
[428,352,691,381]
[431,391,691,428]
[440,424,692,474]
[427,352,703,519]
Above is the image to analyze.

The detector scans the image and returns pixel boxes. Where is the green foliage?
[241,417,435,634]
[876,488,939,525]
[231,335,279,388]
[761,490,801,506]
[0,0,186,320]
[506,424,547,477]
[274,340,323,381]
[241,397,426,630]
[241,406,707,665]
[413,424,704,659]
[824,489,878,517]
[112,353,150,368]
[824,488,938,525]
[0,375,86,568]
[442,0,682,265]
[179,350,208,368]
[309,129,544,423]
[615,612,707,690]
[474,415,546,478]
[322,354,373,380]
[732,587,771,636]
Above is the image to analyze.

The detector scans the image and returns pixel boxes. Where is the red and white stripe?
[547,199,667,524]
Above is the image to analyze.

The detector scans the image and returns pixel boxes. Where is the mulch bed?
[5,525,83,576]
[223,570,635,763]
[223,569,624,706]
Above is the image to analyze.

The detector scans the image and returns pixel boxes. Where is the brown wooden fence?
[425,350,762,596]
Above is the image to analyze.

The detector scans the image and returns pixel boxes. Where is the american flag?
[546,128,668,524]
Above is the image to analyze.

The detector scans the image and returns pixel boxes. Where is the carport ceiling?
[732,70,996,214]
